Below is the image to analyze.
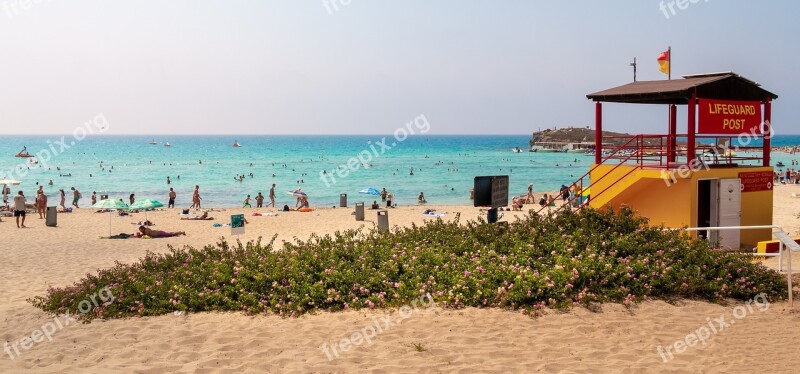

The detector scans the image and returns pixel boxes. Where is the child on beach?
[243,195,251,208]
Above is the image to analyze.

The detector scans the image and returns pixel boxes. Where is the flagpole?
[668,46,671,80]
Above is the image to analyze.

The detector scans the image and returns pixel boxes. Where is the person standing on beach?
[192,185,201,208]
[386,192,394,208]
[129,194,136,206]
[71,187,81,208]
[527,183,535,204]
[268,184,276,208]
[91,192,97,206]
[168,188,176,208]
[59,189,66,209]
[36,188,47,219]
[13,191,26,228]
[243,195,251,208]
[35,186,44,218]
[255,192,264,208]
[38,190,47,219]
[380,188,388,202]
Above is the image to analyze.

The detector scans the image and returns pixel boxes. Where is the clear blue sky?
[1,0,797,135]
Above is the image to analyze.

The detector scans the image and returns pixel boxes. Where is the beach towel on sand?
[423,212,447,218]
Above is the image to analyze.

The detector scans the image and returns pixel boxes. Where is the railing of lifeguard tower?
[536,136,643,215]
[602,134,766,168]
[536,133,768,215]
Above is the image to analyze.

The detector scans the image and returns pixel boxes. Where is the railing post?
[763,99,771,167]
[595,102,602,164]
[669,104,677,163]
[687,91,697,165]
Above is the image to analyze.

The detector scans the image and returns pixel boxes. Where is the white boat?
[163,142,171,147]
[233,140,242,148]
[512,147,523,153]
[148,139,157,145]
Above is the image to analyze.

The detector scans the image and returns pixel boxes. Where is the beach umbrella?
[287,189,308,198]
[129,199,164,221]
[92,199,130,237]
[129,199,163,210]
[358,187,380,196]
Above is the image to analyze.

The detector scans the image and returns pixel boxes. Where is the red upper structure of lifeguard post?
[586,72,777,169]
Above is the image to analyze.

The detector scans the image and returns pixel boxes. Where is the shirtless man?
[71,187,81,208]
[168,188,177,208]
[268,184,276,208]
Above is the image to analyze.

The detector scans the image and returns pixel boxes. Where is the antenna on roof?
[630,57,637,82]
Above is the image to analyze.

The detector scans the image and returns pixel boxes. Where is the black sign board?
[473,175,509,208]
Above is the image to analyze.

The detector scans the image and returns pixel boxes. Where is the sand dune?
[1,188,798,373]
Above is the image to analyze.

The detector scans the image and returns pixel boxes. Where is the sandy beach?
[1,188,799,373]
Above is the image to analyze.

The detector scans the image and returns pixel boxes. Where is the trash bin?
[487,208,498,224]
[377,210,389,231]
[46,206,57,227]
[339,193,347,207]
[355,202,365,221]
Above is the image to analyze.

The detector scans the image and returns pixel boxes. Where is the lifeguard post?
[580,72,777,248]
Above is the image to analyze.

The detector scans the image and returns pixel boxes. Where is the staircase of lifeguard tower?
[536,135,670,214]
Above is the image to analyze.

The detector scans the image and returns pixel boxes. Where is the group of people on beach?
[776,167,800,184]
[241,184,278,208]
[1,186,83,228]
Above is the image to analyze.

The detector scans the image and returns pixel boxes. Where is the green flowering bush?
[30,207,787,321]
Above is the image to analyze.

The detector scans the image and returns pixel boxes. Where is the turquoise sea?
[2,135,800,207]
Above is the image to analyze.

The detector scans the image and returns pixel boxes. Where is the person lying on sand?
[137,226,185,238]
[181,212,213,220]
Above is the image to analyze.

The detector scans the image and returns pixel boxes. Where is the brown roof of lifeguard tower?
[586,72,778,105]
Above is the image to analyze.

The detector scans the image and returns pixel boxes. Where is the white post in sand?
[787,245,793,307]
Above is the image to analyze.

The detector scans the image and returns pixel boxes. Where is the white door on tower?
[717,178,741,249]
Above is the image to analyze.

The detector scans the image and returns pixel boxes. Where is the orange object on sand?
[298,208,313,212]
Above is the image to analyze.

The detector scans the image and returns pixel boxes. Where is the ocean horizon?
[3,134,800,207]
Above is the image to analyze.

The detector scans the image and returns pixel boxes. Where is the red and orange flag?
[657,49,670,76]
